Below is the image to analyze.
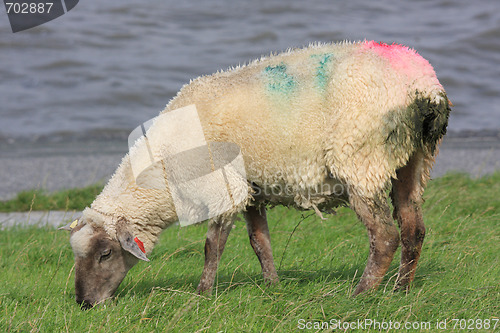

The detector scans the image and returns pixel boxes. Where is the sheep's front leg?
[244,205,279,284]
[351,193,400,296]
[197,218,233,294]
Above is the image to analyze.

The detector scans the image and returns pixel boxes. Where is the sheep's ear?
[59,219,80,232]
[116,220,149,262]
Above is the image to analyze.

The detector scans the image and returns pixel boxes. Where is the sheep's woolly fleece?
[83,40,449,253]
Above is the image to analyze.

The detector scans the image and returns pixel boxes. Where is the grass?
[0,173,499,332]
[0,184,104,212]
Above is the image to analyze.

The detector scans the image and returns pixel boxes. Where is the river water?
[1,0,499,144]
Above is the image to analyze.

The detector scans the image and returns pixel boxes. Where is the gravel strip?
[1,135,498,228]
[0,210,80,229]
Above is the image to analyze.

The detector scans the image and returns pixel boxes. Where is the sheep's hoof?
[196,283,213,296]
[393,280,411,293]
[263,274,279,286]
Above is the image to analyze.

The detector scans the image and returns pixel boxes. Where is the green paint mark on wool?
[311,53,334,90]
[263,63,296,94]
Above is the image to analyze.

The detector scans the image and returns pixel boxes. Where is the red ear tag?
[134,237,146,253]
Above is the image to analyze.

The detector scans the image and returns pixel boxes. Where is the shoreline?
[1,133,499,201]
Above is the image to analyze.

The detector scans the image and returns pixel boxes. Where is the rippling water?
[1,0,499,143]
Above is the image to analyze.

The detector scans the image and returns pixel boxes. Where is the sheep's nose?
[76,298,93,310]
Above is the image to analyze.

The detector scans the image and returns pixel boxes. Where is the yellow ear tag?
[70,220,78,229]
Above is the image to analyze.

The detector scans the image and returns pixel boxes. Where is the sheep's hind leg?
[351,193,400,296]
[391,152,426,290]
[197,217,234,294]
[244,205,279,285]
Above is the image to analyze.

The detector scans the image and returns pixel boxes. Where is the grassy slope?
[0,184,104,212]
[0,173,499,332]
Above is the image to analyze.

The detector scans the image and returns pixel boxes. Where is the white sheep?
[62,40,451,307]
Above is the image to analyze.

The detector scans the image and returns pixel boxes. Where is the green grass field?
[1,173,499,332]
[0,184,104,213]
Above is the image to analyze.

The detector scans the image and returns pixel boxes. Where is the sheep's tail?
[384,90,450,193]
[419,92,451,156]
[415,91,451,190]
[385,90,450,164]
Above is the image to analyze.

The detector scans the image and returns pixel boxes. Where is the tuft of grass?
[0,173,499,332]
[0,184,104,212]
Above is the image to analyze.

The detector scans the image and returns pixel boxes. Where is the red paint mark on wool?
[362,40,435,79]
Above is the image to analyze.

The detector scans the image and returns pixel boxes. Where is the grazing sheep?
[62,40,451,307]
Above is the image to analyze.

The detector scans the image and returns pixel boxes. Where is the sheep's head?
[60,217,149,309]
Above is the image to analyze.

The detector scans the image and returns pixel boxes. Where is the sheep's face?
[67,220,149,309]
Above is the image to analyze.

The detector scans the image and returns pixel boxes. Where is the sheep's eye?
[100,249,112,261]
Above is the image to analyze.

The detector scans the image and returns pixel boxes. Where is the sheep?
[61,40,451,308]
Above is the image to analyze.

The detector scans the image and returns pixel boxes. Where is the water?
[1,0,499,143]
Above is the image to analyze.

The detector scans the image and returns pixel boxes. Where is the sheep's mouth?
[77,299,93,310]
[77,295,115,310]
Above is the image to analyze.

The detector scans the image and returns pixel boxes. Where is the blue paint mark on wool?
[264,63,296,94]
[311,53,334,90]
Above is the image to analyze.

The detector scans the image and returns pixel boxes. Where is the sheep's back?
[165,41,446,203]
